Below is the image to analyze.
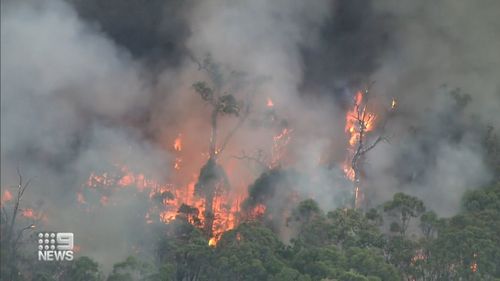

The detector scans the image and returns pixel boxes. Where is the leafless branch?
[348,84,394,208]
[1,205,9,223]
[14,223,36,249]
[217,103,250,155]
[233,150,269,169]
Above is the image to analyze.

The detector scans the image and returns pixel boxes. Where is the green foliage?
[419,210,439,238]
[290,245,345,280]
[216,94,240,116]
[384,192,425,236]
[194,158,230,198]
[338,270,370,281]
[293,199,322,221]
[384,236,418,277]
[107,256,158,281]
[326,209,385,248]
[205,223,286,280]
[66,257,103,281]
[5,186,500,281]
[345,248,400,281]
[462,182,500,213]
[483,127,500,181]
[243,169,287,209]
[270,267,311,281]
[151,190,174,205]
[193,81,214,102]
[192,58,243,117]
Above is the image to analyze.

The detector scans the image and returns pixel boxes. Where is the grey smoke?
[363,0,500,215]
[2,0,500,272]
[1,0,168,270]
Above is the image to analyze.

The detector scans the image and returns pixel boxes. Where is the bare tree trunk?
[204,109,219,237]
[204,190,215,237]
[209,109,218,159]
[348,89,389,209]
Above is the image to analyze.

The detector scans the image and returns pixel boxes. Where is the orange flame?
[471,262,478,273]
[271,128,293,168]
[82,165,243,246]
[174,134,182,151]
[471,253,478,273]
[343,91,377,207]
[250,204,266,219]
[208,237,217,247]
[80,114,290,246]
[344,91,376,146]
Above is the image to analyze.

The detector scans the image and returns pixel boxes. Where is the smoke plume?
[2,0,499,270]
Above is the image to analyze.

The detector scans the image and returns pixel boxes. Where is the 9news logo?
[37,232,74,261]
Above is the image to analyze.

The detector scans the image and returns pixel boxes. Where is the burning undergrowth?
[2,0,499,271]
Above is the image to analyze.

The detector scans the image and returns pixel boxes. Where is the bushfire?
[78,99,292,246]
[343,90,394,208]
[77,91,385,245]
[343,91,377,207]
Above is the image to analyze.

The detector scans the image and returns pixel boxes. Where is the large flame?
[77,96,300,246]
[80,125,284,246]
[343,91,377,207]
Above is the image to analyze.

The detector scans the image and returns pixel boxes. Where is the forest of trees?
[2,89,500,280]
[1,80,499,281]
[1,180,497,281]
[2,59,500,280]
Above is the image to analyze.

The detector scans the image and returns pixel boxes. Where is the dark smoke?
[2,0,500,272]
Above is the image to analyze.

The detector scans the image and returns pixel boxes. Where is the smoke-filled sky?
[2,0,500,269]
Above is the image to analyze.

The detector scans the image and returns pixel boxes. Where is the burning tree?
[191,56,251,239]
[344,87,396,209]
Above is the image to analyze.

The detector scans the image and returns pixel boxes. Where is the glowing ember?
[20,208,46,221]
[100,196,109,206]
[250,204,266,219]
[471,262,478,273]
[267,98,274,107]
[77,192,86,204]
[208,237,217,247]
[22,208,35,218]
[1,190,13,203]
[271,128,293,168]
[174,158,182,170]
[471,253,478,273]
[174,134,182,151]
[117,172,135,186]
[411,249,427,264]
